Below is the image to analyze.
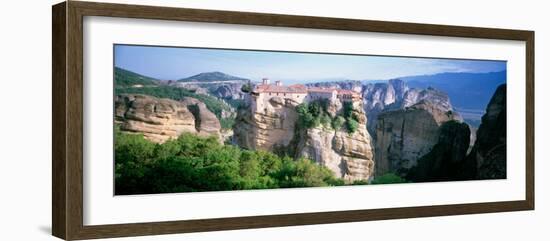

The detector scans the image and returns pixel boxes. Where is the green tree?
[114,131,346,195]
[346,118,359,133]
[331,116,345,130]
[240,83,252,93]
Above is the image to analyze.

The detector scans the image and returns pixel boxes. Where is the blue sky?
[114,44,506,83]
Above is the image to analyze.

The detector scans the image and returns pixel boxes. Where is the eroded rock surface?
[295,101,375,182]
[466,84,507,179]
[374,99,462,176]
[115,94,221,143]
[234,97,375,182]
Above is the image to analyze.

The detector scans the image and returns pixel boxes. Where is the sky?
[114,44,507,84]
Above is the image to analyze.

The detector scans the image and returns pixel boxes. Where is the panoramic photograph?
[113,44,507,195]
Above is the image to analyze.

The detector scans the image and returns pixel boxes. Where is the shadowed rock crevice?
[406,120,471,182]
[466,84,507,179]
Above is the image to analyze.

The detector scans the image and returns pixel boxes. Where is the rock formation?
[306,80,363,93]
[233,96,300,150]
[115,94,221,143]
[466,84,507,179]
[374,97,462,177]
[381,84,507,181]
[362,79,412,136]
[406,120,471,182]
[212,83,246,100]
[294,101,375,182]
[234,97,375,182]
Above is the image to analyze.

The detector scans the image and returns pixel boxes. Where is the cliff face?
[375,97,462,176]
[295,101,375,182]
[234,97,375,181]
[115,94,221,143]
[406,121,471,182]
[376,84,507,181]
[467,84,507,179]
[233,96,300,150]
[306,81,363,93]
[212,83,246,100]
[362,79,411,136]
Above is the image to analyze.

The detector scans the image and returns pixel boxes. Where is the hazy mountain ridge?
[114,67,237,130]
[178,71,250,82]
[401,71,506,110]
[114,67,159,87]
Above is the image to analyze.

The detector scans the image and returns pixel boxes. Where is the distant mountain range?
[401,71,506,110]
[114,67,158,87]
[178,71,249,82]
[114,66,505,114]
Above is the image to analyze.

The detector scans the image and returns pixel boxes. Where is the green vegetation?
[115,131,346,195]
[114,67,158,87]
[343,102,360,133]
[224,99,245,109]
[178,71,249,82]
[370,173,408,184]
[240,83,252,93]
[115,85,235,129]
[296,100,360,133]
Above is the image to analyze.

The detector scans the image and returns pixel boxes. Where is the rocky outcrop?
[180,98,222,137]
[406,121,471,182]
[375,99,462,176]
[306,80,363,93]
[212,83,246,100]
[361,79,462,139]
[362,79,412,135]
[233,96,300,150]
[234,97,375,182]
[394,87,454,111]
[376,84,506,181]
[466,84,507,179]
[115,94,221,143]
[295,101,375,182]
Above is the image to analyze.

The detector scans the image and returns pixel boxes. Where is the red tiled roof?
[254,84,307,93]
[253,84,360,96]
[307,87,336,93]
[336,89,360,95]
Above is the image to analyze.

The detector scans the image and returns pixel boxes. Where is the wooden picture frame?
[52,1,534,240]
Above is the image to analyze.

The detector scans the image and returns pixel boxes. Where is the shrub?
[331,116,345,130]
[114,132,344,194]
[240,83,251,93]
[296,100,358,133]
[346,118,359,133]
[371,173,408,185]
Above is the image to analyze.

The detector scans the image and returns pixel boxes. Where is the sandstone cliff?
[362,79,411,136]
[233,96,300,150]
[212,83,246,100]
[376,84,507,181]
[466,84,507,179]
[234,97,375,181]
[294,101,375,182]
[406,120,471,182]
[115,94,221,143]
[375,97,462,176]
